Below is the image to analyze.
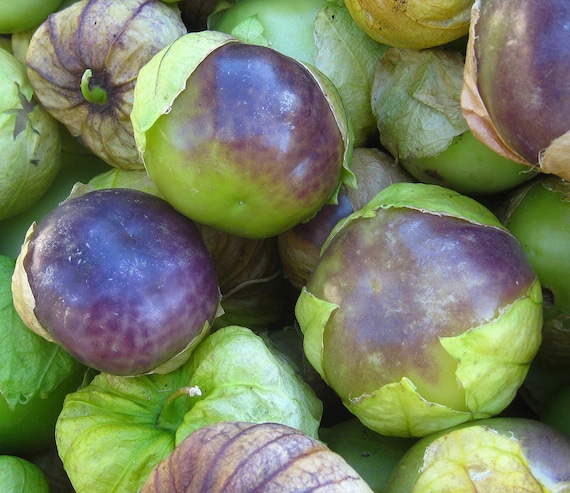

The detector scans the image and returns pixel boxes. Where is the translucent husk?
[461,0,570,180]
[140,421,374,493]
[25,0,187,170]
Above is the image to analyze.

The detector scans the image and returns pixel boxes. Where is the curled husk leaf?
[460,0,568,177]
[25,0,187,170]
[343,0,473,49]
[385,417,570,492]
[278,147,412,290]
[141,421,374,493]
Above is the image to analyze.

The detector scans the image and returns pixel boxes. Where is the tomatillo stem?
[157,385,202,433]
[80,68,108,105]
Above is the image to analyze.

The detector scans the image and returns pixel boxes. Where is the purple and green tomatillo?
[130,30,354,239]
[296,182,543,437]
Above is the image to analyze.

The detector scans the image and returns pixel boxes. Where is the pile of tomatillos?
[1,0,570,492]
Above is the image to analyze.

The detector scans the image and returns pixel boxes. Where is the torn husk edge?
[11,222,56,343]
[461,0,570,181]
[9,182,97,345]
[540,131,570,180]
[460,1,532,167]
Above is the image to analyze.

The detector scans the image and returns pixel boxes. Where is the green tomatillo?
[0,0,63,34]
[295,182,543,437]
[131,30,354,239]
[498,175,570,368]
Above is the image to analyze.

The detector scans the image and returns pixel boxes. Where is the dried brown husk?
[25,0,187,170]
[461,0,570,180]
[196,224,287,330]
[140,421,374,493]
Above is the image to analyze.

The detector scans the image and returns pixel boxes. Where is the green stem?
[80,68,108,105]
[157,385,202,433]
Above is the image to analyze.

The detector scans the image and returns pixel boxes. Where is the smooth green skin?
[400,130,537,196]
[541,384,570,437]
[503,177,570,320]
[209,0,331,64]
[0,0,63,33]
[0,456,49,492]
[319,418,416,492]
[385,417,570,492]
[0,370,85,455]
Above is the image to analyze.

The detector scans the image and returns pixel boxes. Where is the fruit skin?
[0,0,63,34]
[12,188,221,376]
[400,130,537,196]
[462,0,570,180]
[131,31,354,239]
[343,0,472,49]
[296,182,543,437]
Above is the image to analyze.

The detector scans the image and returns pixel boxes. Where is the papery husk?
[461,0,570,180]
[345,148,413,210]
[540,131,570,180]
[11,222,56,344]
[197,224,287,330]
[26,0,187,170]
[461,1,528,166]
[372,47,468,161]
[140,421,374,493]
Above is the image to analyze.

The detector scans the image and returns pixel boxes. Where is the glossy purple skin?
[292,187,355,247]
[306,207,537,399]
[475,0,570,164]
[24,188,220,375]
